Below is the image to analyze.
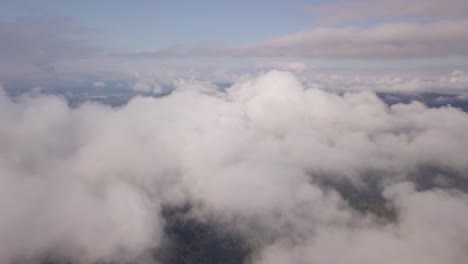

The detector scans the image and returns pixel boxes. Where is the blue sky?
[1,0,468,89]
[1,0,326,51]
[2,0,468,57]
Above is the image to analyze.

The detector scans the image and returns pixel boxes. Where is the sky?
[1,0,315,50]
[1,0,467,55]
[1,0,468,91]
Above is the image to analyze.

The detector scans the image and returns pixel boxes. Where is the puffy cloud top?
[1,71,468,263]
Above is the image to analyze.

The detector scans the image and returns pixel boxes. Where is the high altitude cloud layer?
[235,0,468,59]
[0,17,95,80]
[131,0,468,60]
[303,70,468,93]
[309,0,468,24]
[189,20,468,59]
[1,71,468,263]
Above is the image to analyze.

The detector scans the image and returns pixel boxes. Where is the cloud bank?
[303,70,468,93]
[1,71,468,263]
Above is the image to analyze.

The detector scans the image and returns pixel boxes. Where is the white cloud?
[301,70,468,93]
[256,182,468,264]
[1,71,468,263]
[442,70,468,89]
[256,61,307,72]
[131,79,159,93]
[92,81,105,87]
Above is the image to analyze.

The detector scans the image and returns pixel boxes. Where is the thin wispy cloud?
[0,17,96,79]
[309,0,468,25]
[124,20,468,60]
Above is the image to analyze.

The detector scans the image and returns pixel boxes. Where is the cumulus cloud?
[131,79,162,93]
[127,71,222,94]
[256,182,468,264]
[92,81,105,87]
[1,71,468,263]
[256,61,307,72]
[441,70,468,89]
[303,70,468,93]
